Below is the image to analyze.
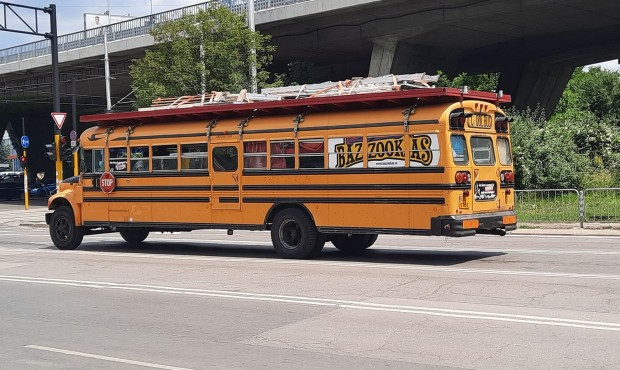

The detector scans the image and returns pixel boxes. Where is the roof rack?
[139,73,439,111]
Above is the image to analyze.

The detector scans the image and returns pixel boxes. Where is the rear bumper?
[431,210,517,237]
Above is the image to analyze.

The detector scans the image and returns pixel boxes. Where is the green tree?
[555,67,620,123]
[509,107,591,189]
[130,6,275,108]
[437,71,499,92]
[0,137,10,166]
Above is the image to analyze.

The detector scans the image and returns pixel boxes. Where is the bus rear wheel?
[331,233,378,253]
[271,208,324,259]
[49,206,83,250]
[120,229,150,243]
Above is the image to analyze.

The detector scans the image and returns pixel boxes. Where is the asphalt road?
[0,201,618,369]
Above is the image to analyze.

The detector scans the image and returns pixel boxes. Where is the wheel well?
[264,203,316,230]
[49,198,72,212]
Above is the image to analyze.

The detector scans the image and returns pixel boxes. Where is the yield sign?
[51,112,67,130]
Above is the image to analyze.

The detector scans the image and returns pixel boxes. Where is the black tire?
[365,234,379,248]
[271,208,324,259]
[120,229,150,243]
[49,206,83,250]
[331,233,378,253]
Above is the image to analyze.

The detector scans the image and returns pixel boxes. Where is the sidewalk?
[511,222,620,237]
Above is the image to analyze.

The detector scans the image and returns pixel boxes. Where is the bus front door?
[210,144,241,211]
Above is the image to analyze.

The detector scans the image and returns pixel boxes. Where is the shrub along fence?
[515,188,620,227]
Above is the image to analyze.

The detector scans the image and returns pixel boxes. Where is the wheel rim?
[279,219,301,250]
[54,217,71,241]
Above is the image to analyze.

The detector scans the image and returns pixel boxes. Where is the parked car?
[0,172,24,200]
[29,181,56,197]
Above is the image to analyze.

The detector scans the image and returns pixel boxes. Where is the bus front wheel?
[271,208,324,259]
[120,229,150,243]
[331,233,378,253]
[49,206,84,250]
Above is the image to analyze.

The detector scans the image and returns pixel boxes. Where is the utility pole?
[22,118,29,210]
[104,1,112,111]
[247,0,257,93]
[0,3,63,186]
[49,4,64,188]
[72,77,79,176]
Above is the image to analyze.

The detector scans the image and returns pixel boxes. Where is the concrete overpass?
[1,0,620,179]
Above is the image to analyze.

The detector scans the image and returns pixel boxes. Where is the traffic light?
[19,155,27,170]
[60,136,69,161]
[45,143,57,161]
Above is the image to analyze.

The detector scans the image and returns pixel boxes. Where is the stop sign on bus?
[100,172,115,193]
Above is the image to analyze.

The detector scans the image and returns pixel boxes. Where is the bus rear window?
[497,137,513,165]
[450,135,468,165]
[470,137,496,165]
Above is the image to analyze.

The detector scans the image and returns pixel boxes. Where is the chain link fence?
[515,188,620,227]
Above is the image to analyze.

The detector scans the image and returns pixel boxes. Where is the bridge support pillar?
[368,38,397,77]
[498,60,575,117]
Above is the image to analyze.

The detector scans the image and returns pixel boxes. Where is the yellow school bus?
[46,82,516,258]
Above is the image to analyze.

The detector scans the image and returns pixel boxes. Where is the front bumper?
[431,210,517,237]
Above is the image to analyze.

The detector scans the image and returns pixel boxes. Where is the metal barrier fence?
[584,188,620,222]
[515,188,620,226]
[0,0,313,65]
[515,189,581,224]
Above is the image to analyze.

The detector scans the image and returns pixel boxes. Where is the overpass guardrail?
[0,0,313,65]
[515,188,620,227]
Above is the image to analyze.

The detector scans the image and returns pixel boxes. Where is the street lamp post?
[247,0,257,93]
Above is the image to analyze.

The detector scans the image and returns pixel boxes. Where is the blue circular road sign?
[21,136,29,149]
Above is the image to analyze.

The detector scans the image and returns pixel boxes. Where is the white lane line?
[5,275,620,332]
[1,246,619,281]
[25,345,195,370]
[508,234,620,240]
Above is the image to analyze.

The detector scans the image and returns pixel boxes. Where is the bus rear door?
[469,135,499,213]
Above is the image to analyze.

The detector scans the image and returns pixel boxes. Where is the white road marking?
[4,275,620,332]
[508,234,620,240]
[25,345,195,370]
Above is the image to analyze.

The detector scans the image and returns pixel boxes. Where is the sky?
[0,0,204,49]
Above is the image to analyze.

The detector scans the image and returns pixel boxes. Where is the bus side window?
[328,137,363,169]
[130,146,149,172]
[212,146,238,172]
[153,145,178,171]
[270,140,295,169]
[299,139,324,168]
[368,135,405,168]
[243,141,267,169]
[181,143,208,170]
[108,147,127,172]
[81,148,105,173]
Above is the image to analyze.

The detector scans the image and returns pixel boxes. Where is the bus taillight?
[500,170,515,185]
[455,171,471,185]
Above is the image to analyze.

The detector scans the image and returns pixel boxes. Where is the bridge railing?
[0,0,314,65]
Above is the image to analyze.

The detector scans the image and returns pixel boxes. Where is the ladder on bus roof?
[138,73,440,111]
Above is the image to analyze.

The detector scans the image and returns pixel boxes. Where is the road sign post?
[70,130,78,176]
[51,112,67,187]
